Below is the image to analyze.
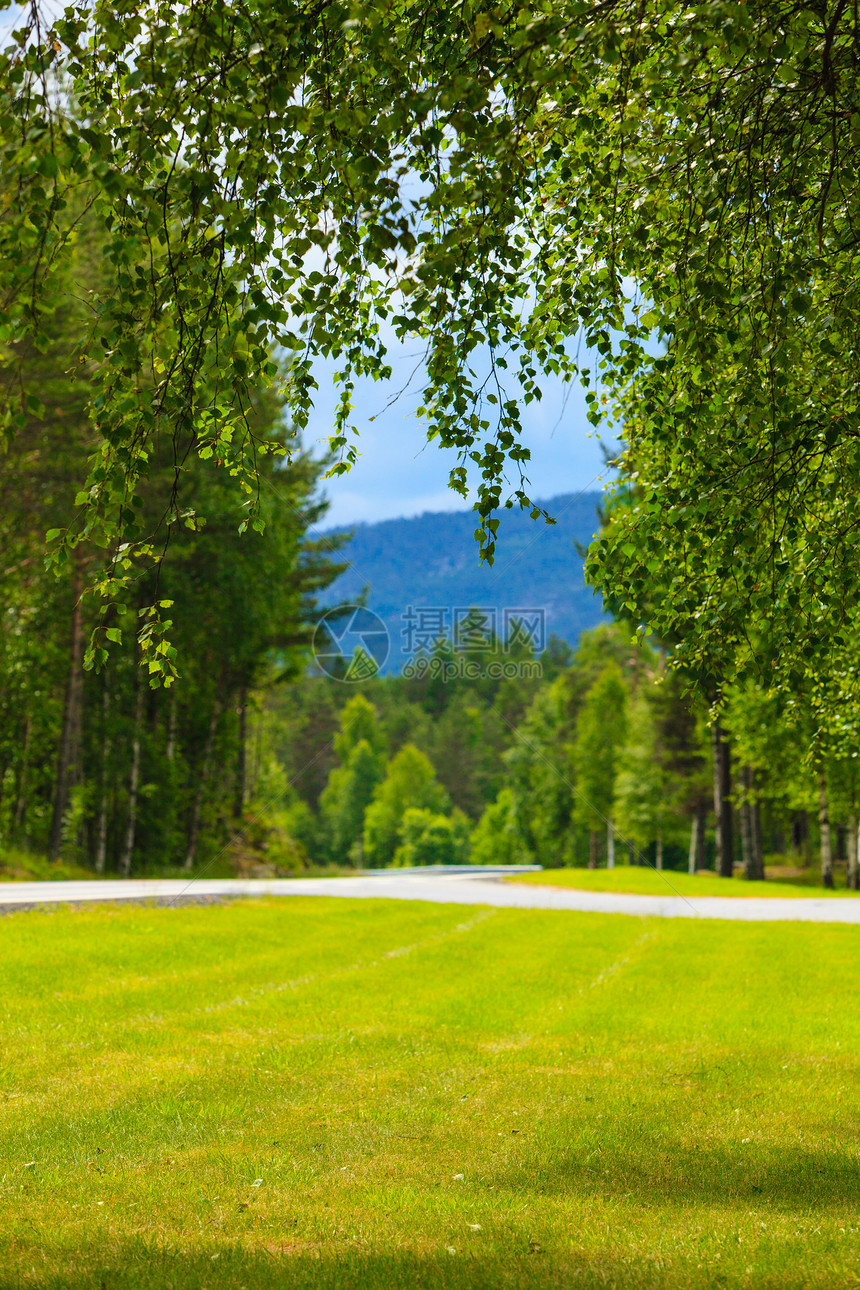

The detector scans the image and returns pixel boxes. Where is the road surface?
[1,867,860,923]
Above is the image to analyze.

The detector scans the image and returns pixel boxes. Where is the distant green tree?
[614,696,665,866]
[393,807,471,867]
[363,745,449,868]
[265,795,318,871]
[265,679,343,813]
[573,664,628,867]
[320,739,385,865]
[423,701,508,820]
[504,681,576,868]
[648,670,713,875]
[333,694,387,762]
[470,788,529,867]
[503,625,639,867]
[318,696,387,863]
[722,682,822,884]
[540,636,575,683]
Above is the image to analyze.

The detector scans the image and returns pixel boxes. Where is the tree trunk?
[95,680,110,874]
[836,824,847,862]
[119,673,144,878]
[739,765,757,880]
[791,810,811,865]
[606,817,615,869]
[750,777,765,880]
[234,684,247,820]
[185,693,222,871]
[688,812,699,874]
[251,703,263,801]
[588,830,598,869]
[818,772,834,889]
[696,802,707,870]
[847,811,858,891]
[791,812,803,857]
[691,804,711,877]
[712,722,734,878]
[48,562,85,861]
[655,823,663,871]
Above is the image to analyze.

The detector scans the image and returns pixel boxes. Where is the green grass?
[509,863,860,898]
[0,846,359,883]
[0,846,95,883]
[2,897,860,1288]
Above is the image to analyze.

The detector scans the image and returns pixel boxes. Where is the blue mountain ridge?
[320,492,606,673]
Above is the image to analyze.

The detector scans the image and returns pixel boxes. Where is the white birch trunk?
[119,678,144,878]
[607,818,615,869]
[818,773,834,889]
[740,801,753,879]
[848,811,858,891]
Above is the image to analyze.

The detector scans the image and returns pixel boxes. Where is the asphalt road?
[2,867,860,923]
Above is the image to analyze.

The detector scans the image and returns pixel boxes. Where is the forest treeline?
[2,279,855,882]
[11,532,854,885]
[2,179,856,888]
[255,622,857,887]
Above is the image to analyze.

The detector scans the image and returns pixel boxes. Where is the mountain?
[319,492,606,673]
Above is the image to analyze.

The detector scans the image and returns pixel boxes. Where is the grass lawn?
[2,897,859,1288]
[0,848,358,884]
[0,847,97,884]
[508,864,860,899]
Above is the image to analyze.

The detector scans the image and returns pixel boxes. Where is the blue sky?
[305,344,616,528]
